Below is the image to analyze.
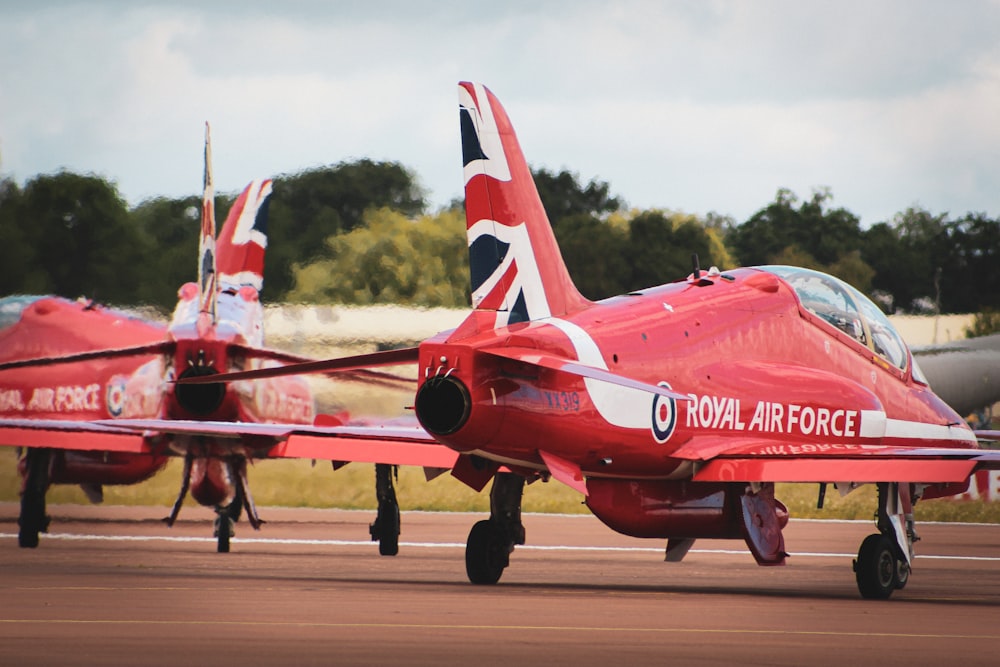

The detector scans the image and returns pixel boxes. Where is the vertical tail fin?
[197,122,218,320]
[216,179,273,292]
[459,82,589,327]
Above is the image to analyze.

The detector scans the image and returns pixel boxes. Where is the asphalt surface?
[1,502,999,666]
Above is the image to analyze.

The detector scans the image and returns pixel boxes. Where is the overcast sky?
[2,1,999,226]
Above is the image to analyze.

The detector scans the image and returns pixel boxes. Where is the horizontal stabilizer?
[227,342,315,366]
[226,344,413,389]
[177,346,420,384]
[481,347,691,402]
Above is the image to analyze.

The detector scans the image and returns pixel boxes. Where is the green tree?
[942,212,1000,312]
[14,172,142,304]
[129,195,203,309]
[532,167,623,222]
[532,168,633,299]
[728,187,876,294]
[267,160,427,298]
[0,177,48,294]
[827,249,875,294]
[289,207,468,307]
[729,188,865,266]
[862,208,949,313]
[627,210,719,290]
[551,213,629,299]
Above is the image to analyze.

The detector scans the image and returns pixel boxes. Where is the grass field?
[3,449,998,523]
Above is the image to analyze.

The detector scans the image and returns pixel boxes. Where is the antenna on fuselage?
[691,253,701,281]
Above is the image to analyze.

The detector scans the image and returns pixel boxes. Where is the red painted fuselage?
[0,296,170,487]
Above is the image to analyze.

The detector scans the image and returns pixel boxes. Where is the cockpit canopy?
[758,266,920,380]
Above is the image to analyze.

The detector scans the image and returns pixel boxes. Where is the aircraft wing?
[0,415,455,469]
[0,418,151,453]
[91,418,457,468]
[673,437,1000,484]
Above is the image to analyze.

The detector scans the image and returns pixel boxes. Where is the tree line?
[1,161,997,320]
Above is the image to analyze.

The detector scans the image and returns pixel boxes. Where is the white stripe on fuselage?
[544,318,651,429]
[544,319,977,445]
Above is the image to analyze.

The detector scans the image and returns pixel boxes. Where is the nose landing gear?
[853,482,916,600]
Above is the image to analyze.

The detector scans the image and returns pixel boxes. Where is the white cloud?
[2,0,999,224]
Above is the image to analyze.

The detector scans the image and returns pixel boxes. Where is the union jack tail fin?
[216,178,273,292]
[459,82,589,327]
[197,122,218,320]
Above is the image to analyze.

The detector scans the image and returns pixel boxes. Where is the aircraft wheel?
[855,533,898,599]
[375,504,400,557]
[215,516,233,553]
[18,524,40,549]
[18,494,44,549]
[465,520,507,585]
[18,450,50,549]
[895,558,910,590]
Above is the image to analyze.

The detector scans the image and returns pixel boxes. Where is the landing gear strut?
[166,455,264,553]
[214,481,244,554]
[18,448,51,549]
[369,463,400,556]
[465,472,526,585]
[854,482,915,599]
[214,457,264,553]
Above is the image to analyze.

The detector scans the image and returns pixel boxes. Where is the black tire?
[855,533,898,599]
[18,450,49,549]
[216,516,232,553]
[18,496,43,549]
[376,505,400,557]
[18,525,40,549]
[465,520,507,585]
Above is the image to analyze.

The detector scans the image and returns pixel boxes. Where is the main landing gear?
[18,448,52,549]
[369,463,401,556]
[165,455,264,553]
[853,482,915,600]
[213,484,244,554]
[465,472,526,585]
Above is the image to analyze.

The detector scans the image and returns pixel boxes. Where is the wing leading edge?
[0,417,455,470]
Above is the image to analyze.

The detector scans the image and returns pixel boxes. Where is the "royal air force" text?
[0,385,102,414]
[684,393,859,438]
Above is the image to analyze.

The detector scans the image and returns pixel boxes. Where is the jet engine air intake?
[175,366,225,416]
[415,374,471,435]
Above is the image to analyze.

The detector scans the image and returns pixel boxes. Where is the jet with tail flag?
[185,83,1000,599]
[0,125,443,553]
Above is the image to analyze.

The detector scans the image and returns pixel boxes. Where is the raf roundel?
[651,381,677,443]
[106,375,127,417]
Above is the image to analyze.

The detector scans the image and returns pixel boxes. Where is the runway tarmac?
[1,502,999,666]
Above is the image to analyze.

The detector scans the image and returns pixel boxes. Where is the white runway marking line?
[2,532,999,561]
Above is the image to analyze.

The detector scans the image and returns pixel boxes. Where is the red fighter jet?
[185,83,1000,599]
[0,125,433,553]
